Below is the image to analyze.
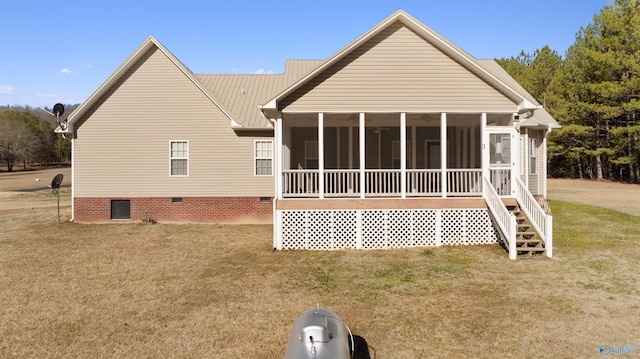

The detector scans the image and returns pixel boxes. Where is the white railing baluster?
[483,176,517,260]
[515,178,553,258]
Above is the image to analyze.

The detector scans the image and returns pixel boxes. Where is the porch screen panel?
[489,133,512,195]
[305,141,319,169]
[490,134,511,166]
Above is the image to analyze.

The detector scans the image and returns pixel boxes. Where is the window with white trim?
[255,140,273,176]
[170,140,188,176]
[305,140,318,169]
[529,138,537,175]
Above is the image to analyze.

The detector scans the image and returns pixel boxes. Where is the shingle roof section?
[196,60,323,128]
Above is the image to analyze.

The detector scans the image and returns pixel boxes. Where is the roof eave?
[518,101,542,113]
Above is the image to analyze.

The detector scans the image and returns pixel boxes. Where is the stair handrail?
[483,176,517,260]
[515,177,553,258]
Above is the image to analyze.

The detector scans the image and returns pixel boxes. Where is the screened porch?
[276,112,517,199]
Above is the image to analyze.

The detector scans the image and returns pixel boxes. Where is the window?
[305,141,319,169]
[170,141,189,176]
[529,138,537,174]
[111,200,130,220]
[255,140,273,176]
[392,141,411,169]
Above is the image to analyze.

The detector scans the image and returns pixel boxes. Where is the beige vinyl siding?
[74,47,274,198]
[280,22,517,113]
[521,129,544,196]
[528,130,544,196]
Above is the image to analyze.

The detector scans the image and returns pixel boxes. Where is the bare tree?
[0,118,38,171]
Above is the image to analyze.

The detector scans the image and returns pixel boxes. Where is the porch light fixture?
[514,115,521,132]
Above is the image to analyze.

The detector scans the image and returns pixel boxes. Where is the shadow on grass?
[352,334,373,359]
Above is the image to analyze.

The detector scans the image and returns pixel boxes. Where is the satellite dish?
[51,174,63,190]
[53,103,65,117]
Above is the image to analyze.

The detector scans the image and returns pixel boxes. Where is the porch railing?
[283,170,319,197]
[489,168,511,196]
[484,176,517,260]
[407,169,441,196]
[324,169,360,197]
[447,169,482,196]
[283,169,484,198]
[515,177,553,258]
[365,169,401,196]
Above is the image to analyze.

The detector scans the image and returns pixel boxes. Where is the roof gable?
[277,21,517,113]
[59,36,232,133]
[262,10,538,116]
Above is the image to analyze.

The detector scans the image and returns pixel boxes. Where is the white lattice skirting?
[276,209,500,250]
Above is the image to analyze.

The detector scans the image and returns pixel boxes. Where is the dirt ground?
[1,167,639,215]
[0,167,72,211]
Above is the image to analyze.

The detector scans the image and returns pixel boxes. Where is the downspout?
[259,105,280,250]
[57,128,74,222]
[70,133,75,222]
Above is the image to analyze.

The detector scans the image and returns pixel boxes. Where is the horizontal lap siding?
[281,22,516,113]
[74,47,274,198]
[530,130,543,195]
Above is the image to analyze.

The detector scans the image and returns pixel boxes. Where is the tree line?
[498,0,640,182]
[2,1,639,182]
[0,105,75,171]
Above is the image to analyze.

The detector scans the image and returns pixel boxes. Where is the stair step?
[517,231,537,236]
[517,239,540,244]
[503,204,546,257]
[517,247,546,253]
[517,241,544,246]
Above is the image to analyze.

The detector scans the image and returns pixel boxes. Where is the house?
[57,10,559,259]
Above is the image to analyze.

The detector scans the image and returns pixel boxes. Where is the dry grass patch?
[1,196,639,358]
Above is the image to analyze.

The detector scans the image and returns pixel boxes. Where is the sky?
[0,0,610,108]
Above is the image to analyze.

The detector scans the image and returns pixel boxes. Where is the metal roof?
[196,60,322,129]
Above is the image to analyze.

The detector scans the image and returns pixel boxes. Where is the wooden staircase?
[507,204,546,256]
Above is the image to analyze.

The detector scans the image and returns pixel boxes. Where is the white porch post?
[358,112,367,198]
[510,129,519,196]
[276,112,284,199]
[274,112,284,250]
[400,112,407,198]
[359,112,366,199]
[481,113,488,197]
[523,128,529,188]
[318,112,325,199]
[440,113,447,198]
